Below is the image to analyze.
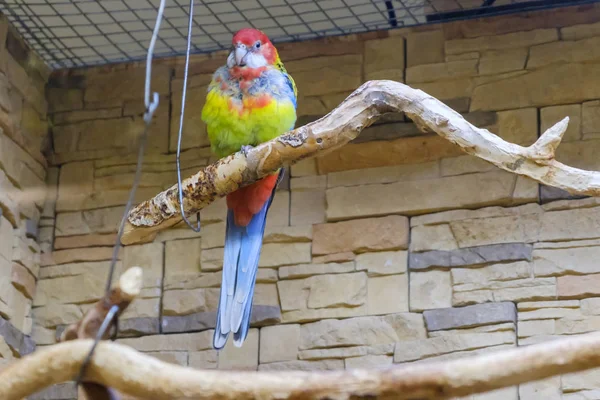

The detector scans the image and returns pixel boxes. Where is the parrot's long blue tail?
[212,169,283,350]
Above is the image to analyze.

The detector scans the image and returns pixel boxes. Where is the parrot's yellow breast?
[201,66,297,159]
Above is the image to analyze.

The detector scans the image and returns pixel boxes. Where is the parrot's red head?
[227,28,278,70]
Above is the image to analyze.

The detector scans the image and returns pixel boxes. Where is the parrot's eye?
[254,41,261,49]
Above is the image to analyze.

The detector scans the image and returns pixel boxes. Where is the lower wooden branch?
[3,332,600,400]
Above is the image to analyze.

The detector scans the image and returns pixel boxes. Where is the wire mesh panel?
[0,0,597,69]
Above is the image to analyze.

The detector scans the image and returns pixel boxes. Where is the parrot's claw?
[240,145,254,157]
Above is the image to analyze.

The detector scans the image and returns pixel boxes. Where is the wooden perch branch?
[4,331,600,399]
[60,266,143,342]
[121,80,599,245]
[59,266,143,400]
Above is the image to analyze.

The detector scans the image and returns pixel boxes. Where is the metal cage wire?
[1,0,598,70]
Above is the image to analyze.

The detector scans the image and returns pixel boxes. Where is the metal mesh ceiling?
[1,0,596,70]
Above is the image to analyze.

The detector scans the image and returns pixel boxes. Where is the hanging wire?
[76,0,166,386]
[175,0,201,233]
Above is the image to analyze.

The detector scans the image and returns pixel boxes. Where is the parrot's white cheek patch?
[245,53,268,68]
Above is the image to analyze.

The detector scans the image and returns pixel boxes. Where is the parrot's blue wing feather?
[213,169,284,350]
[213,210,243,350]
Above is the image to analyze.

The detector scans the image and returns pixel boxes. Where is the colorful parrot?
[200,28,297,349]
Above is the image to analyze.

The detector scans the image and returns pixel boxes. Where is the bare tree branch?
[3,332,600,399]
[120,80,596,245]
[59,266,143,400]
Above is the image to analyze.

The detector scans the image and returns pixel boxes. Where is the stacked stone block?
[0,13,50,370]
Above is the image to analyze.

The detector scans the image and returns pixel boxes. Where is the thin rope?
[175,0,201,233]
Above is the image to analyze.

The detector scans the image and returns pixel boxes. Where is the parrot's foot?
[240,145,254,157]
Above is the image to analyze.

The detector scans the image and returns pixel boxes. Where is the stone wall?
[0,14,50,371]
[30,2,600,399]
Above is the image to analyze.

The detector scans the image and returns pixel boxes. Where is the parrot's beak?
[234,47,249,67]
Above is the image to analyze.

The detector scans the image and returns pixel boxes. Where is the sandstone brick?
[451,261,531,287]
[300,313,425,350]
[290,190,325,226]
[54,233,117,250]
[121,298,160,321]
[395,332,515,364]
[189,350,218,369]
[164,238,201,285]
[259,243,311,267]
[410,243,532,270]
[558,274,600,299]
[445,28,558,55]
[32,303,82,328]
[326,162,440,189]
[410,270,452,312]
[120,242,163,291]
[556,316,600,335]
[326,171,536,220]
[541,104,581,143]
[428,322,515,338]
[117,330,213,352]
[528,36,600,69]
[0,216,14,262]
[55,207,124,237]
[412,78,474,101]
[423,302,516,332]
[12,236,40,277]
[562,369,600,392]
[259,359,344,371]
[368,275,408,315]
[453,278,557,306]
[55,161,92,211]
[11,263,35,299]
[30,323,55,345]
[479,48,527,76]
[518,300,580,311]
[278,262,354,280]
[259,324,300,363]
[278,272,367,311]
[518,319,556,338]
[84,65,170,102]
[410,224,458,252]
[312,252,355,264]
[46,88,83,113]
[496,107,538,146]
[162,289,211,316]
[364,37,404,75]
[518,307,582,322]
[265,190,290,229]
[562,21,600,40]
[440,155,495,178]
[218,328,259,370]
[263,225,312,244]
[41,247,115,267]
[312,216,408,255]
[299,343,393,360]
[471,63,600,111]
[344,354,392,369]
[406,60,478,84]
[290,158,317,177]
[292,58,361,97]
[355,251,406,276]
[406,30,444,67]
[316,135,463,174]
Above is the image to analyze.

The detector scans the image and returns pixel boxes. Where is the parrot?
[200,28,297,349]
